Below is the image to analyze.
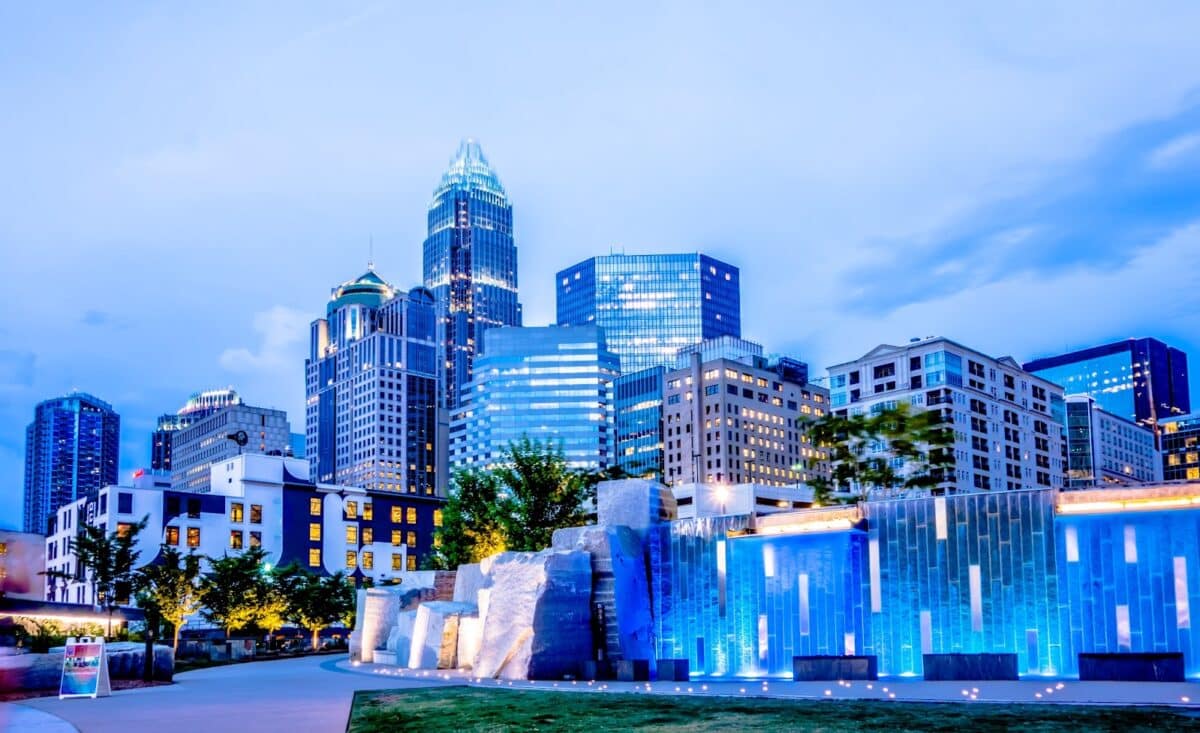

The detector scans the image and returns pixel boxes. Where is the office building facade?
[305,270,442,495]
[423,139,521,411]
[451,326,619,472]
[151,388,242,471]
[662,352,829,486]
[556,253,741,374]
[1161,413,1200,482]
[23,393,120,534]
[1024,338,1190,428]
[829,337,1066,494]
[1064,395,1161,488]
[171,403,291,493]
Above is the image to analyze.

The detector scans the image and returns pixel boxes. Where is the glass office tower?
[1024,338,1189,428]
[305,270,441,495]
[23,392,120,534]
[450,326,619,472]
[150,387,242,471]
[423,139,521,411]
[556,253,741,374]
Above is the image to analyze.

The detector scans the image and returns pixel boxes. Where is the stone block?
[474,550,593,680]
[1078,652,1185,682]
[373,650,398,666]
[596,480,677,531]
[922,653,1018,681]
[656,658,689,681]
[616,659,650,681]
[453,563,489,604]
[456,615,482,670]
[385,610,418,666]
[408,601,477,670]
[792,655,877,681]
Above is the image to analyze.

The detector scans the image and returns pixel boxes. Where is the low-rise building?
[1065,395,1161,488]
[1161,413,1200,482]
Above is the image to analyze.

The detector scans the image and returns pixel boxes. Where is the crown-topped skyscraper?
[423,139,521,410]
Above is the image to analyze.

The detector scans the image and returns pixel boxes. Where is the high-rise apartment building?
[23,392,120,534]
[450,326,619,472]
[423,139,521,411]
[1160,413,1200,482]
[1024,338,1189,428]
[1064,395,1161,488]
[556,253,741,374]
[171,403,291,492]
[662,351,829,486]
[305,270,442,495]
[151,388,242,471]
[829,337,1066,494]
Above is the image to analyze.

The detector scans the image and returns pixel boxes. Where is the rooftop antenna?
[368,236,375,271]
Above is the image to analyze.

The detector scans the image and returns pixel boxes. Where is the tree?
[801,403,955,501]
[134,545,202,653]
[199,546,279,638]
[47,516,148,637]
[494,437,594,552]
[427,469,506,570]
[274,565,356,650]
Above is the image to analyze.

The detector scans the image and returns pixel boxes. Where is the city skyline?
[4,4,1200,526]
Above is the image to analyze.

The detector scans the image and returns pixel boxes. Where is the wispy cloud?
[1147,131,1200,169]
[219,306,309,373]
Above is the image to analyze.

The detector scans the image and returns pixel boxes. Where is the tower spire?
[368,236,375,271]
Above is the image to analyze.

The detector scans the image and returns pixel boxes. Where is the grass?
[347,686,1200,732]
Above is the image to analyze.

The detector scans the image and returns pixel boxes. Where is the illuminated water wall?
[648,488,1200,678]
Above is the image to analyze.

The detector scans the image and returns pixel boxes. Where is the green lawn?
[348,686,1200,732]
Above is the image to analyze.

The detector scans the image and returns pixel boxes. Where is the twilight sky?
[3,3,1200,529]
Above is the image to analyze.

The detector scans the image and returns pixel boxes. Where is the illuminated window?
[407,555,417,571]
[1189,468,1200,481]
[363,503,373,520]
[406,531,417,547]
[249,531,261,548]
[250,504,262,524]
[391,553,402,570]
[362,527,374,544]
[391,506,402,522]
[309,523,321,541]
[346,501,358,519]
[230,503,244,523]
[117,522,134,538]
[406,507,417,524]
[433,510,443,527]
[310,498,322,516]
[391,530,402,546]
[362,551,374,570]
[229,531,243,550]
[308,548,320,567]
[165,527,179,546]
[346,526,358,544]
[187,527,200,548]
[346,551,357,569]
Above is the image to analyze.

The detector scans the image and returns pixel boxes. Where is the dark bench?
[922,653,1018,681]
[656,658,690,681]
[1078,653,1185,682]
[793,655,878,681]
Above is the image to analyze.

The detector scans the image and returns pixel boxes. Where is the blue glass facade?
[23,393,120,534]
[614,367,665,479]
[649,487,1200,678]
[1024,338,1190,427]
[450,326,619,471]
[305,272,441,494]
[556,254,741,374]
[423,139,521,410]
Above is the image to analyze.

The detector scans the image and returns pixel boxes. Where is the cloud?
[81,309,109,326]
[219,306,309,373]
[0,350,35,391]
[1147,131,1200,169]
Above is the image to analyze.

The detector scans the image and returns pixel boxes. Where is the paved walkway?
[6,655,1200,732]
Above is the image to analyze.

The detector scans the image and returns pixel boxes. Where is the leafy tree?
[46,516,148,636]
[494,437,594,552]
[802,403,955,501]
[427,469,506,570]
[274,565,356,650]
[199,546,280,638]
[134,545,202,653]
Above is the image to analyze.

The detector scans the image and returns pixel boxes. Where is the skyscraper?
[151,387,242,471]
[556,253,741,374]
[1024,338,1190,428]
[23,392,120,534]
[423,139,521,411]
[170,403,291,492]
[450,326,619,472]
[305,269,442,495]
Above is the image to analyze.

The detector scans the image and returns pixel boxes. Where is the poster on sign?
[59,636,112,699]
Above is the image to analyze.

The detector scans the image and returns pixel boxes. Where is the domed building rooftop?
[328,267,395,313]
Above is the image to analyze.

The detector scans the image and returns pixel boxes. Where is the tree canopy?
[47,515,148,636]
[134,545,202,652]
[198,546,283,636]
[273,564,356,650]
